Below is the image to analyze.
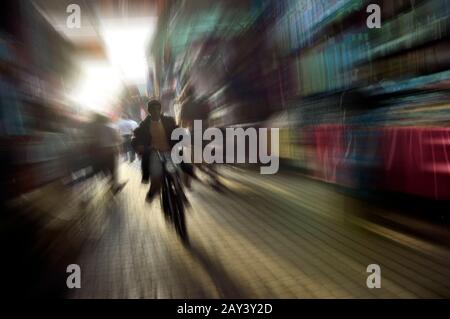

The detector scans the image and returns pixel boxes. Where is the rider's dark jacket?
[132,115,177,150]
[132,115,178,180]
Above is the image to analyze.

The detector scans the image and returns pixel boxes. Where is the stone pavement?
[52,160,450,299]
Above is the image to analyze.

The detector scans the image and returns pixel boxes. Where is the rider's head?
[148,99,162,120]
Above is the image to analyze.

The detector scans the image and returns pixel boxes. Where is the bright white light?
[66,18,155,113]
[68,61,121,112]
[101,18,156,83]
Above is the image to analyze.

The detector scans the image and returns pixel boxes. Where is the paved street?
[66,160,450,298]
[6,161,450,298]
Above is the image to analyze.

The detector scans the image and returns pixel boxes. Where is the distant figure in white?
[115,116,138,162]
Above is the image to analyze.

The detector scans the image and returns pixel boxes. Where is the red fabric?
[379,127,450,200]
[308,125,450,200]
[310,125,346,183]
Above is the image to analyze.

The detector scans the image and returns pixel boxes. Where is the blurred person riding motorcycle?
[132,99,189,202]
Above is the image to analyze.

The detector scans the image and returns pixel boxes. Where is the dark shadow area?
[185,240,250,299]
[0,202,83,298]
